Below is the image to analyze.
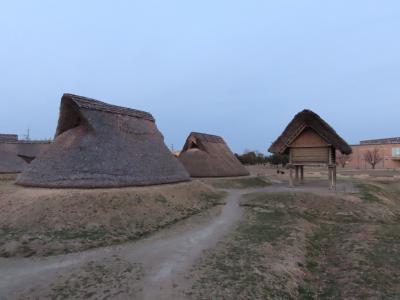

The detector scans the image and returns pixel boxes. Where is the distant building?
[0,134,51,173]
[344,137,400,169]
[0,134,18,142]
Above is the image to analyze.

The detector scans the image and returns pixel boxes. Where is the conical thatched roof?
[178,132,249,177]
[0,140,51,173]
[268,109,352,155]
[16,94,190,187]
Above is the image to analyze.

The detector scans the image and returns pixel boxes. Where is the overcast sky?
[0,1,399,153]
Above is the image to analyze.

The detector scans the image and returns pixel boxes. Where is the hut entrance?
[268,110,352,190]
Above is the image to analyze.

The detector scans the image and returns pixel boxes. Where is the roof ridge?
[190,132,225,143]
[63,93,155,122]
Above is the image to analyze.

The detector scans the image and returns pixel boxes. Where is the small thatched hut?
[16,94,190,187]
[0,136,51,173]
[269,109,351,189]
[178,132,249,177]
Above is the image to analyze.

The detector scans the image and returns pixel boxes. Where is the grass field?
[3,168,400,299]
[190,178,400,299]
[0,178,226,257]
[201,176,271,189]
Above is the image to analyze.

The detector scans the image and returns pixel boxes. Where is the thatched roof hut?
[0,139,51,173]
[268,109,351,189]
[268,109,352,155]
[178,132,249,177]
[16,94,190,187]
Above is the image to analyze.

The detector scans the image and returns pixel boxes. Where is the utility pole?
[23,128,31,141]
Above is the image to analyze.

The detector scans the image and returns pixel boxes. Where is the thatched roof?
[268,109,352,155]
[0,141,51,173]
[16,94,190,188]
[178,132,249,177]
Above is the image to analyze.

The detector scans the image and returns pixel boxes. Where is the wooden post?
[332,165,337,190]
[289,164,294,187]
[288,149,294,187]
[300,166,304,184]
[330,147,337,190]
[295,166,299,183]
[328,165,336,190]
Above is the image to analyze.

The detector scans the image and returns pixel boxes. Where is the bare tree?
[337,153,352,168]
[363,148,383,169]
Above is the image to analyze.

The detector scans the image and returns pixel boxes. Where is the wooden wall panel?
[290,128,329,148]
[291,147,329,164]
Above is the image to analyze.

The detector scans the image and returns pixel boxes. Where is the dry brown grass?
[16,257,145,300]
[200,176,270,189]
[190,180,400,299]
[0,179,226,257]
[0,173,18,181]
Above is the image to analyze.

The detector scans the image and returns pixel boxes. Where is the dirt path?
[0,189,246,300]
[0,180,353,299]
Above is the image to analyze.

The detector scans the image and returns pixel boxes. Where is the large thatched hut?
[0,136,51,173]
[269,109,351,189]
[178,132,249,177]
[16,94,190,187]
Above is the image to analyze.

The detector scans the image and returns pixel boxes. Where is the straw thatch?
[0,140,51,173]
[16,94,190,188]
[268,109,352,155]
[178,132,249,177]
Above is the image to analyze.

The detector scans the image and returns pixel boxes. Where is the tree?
[268,153,289,167]
[337,152,352,168]
[363,148,383,169]
[235,151,268,165]
[239,151,257,165]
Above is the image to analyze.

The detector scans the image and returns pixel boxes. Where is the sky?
[0,1,399,154]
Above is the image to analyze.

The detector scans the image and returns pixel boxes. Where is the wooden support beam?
[332,165,337,190]
[289,165,294,187]
[328,165,336,190]
[300,166,304,184]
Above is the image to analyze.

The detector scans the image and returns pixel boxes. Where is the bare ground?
[1,170,400,299]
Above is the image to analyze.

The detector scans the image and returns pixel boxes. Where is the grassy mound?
[0,179,226,257]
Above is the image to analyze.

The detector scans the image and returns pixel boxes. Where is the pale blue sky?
[0,1,399,153]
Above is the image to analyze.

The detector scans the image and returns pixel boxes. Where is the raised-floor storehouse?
[269,109,352,189]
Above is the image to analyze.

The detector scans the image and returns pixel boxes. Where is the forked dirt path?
[0,181,353,299]
[0,189,246,300]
